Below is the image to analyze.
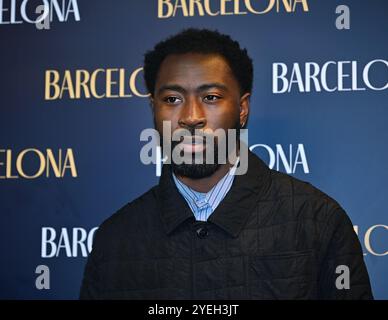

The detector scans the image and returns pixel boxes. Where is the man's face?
[151,53,250,178]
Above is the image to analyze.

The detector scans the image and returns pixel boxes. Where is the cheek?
[153,109,179,131]
[206,105,240,128]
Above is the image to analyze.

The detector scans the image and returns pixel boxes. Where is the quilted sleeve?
[79,228,103,300]
[317,207,374,299]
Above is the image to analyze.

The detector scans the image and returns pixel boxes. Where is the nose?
[178,97,206,129]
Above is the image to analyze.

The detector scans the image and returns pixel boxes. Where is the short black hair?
[143,28,253,97]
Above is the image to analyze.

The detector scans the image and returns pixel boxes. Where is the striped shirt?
[172,165,237,221]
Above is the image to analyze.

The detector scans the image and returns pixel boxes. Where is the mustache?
[171,128,216,144]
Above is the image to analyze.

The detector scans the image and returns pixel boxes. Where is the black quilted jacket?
[80,151,373,299]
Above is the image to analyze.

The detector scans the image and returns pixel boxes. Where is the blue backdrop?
[0,0,386,299]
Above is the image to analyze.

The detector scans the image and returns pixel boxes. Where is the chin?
[172,163,220,179]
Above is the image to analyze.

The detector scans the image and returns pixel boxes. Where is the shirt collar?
[157,150,271,238]
[172,163,237,212]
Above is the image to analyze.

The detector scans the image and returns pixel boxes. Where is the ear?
[239,92,250,128]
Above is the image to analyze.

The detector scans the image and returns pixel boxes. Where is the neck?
[175,163,232,193]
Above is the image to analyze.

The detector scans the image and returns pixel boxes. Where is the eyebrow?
[156,83,228,95]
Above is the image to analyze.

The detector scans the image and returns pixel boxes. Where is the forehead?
[155,53,238,90]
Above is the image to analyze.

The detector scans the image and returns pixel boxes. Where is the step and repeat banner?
[0,0,387,299]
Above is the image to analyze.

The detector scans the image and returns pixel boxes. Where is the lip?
[178,135,206,153]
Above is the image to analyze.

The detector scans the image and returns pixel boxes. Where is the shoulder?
[269,169,338,202]
[93,186,159,245]
[267,169,346,222]
[266,169,358,252]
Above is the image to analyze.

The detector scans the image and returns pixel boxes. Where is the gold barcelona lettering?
[158,0,309,18]
[44,68,149,100]
[0,148,78,179]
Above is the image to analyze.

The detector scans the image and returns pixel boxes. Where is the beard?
[171,137,220,179]
[163,121,241,179]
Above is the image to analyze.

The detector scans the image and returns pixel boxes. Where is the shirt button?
[196,227,209,239]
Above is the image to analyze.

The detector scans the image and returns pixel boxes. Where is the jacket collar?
[157,150,272,238]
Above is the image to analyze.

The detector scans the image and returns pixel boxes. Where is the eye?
[163,96,182,104]
[203,95,221,102]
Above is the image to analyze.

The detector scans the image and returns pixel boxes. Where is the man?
[80,29,373,299]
